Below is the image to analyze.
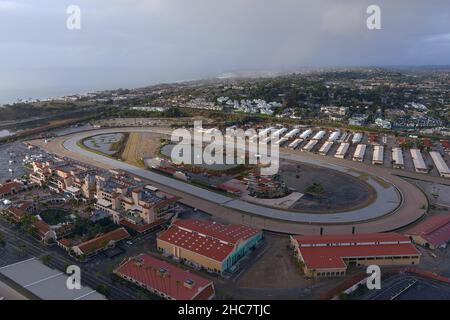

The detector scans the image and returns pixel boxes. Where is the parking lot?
[364,274,450,300]
[0,142,38,184]
[285,130,449,180]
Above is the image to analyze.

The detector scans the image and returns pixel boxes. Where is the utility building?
[302,140,318,152]
[335,142,350,159]
[372,145,384,165]
[319,141,334,155]
[312,131,326,141]
[392,147,404,169]
[290,233,420,278]
[429,151,450,178]
[288,139,303,150]
[410,149,428,173]
[351,133,363,144]
[353,144,366,162]
[300,129,313,140]
[327,131,341,142]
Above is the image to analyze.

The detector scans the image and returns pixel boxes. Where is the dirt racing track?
[30,127,429,235]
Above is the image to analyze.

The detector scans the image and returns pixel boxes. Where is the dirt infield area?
[120,132,161,167]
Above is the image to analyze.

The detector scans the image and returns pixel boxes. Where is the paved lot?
[235,233,305,289]
[0,219,139,300]
[0,258,106,300]
[364,274,450,300]
[0,141,36,184]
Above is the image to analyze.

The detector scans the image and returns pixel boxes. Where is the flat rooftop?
[0,258,106,300]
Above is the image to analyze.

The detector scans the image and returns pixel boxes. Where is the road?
[29,127,429,234]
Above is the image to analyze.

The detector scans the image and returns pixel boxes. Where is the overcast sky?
[1,0,450,102]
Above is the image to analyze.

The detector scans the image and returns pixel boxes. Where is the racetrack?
[29,127,429,234]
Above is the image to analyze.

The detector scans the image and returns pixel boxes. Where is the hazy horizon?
[2,64,450,104]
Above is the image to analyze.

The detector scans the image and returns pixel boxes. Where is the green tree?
[96,284,110,296]
[40,254,52,266]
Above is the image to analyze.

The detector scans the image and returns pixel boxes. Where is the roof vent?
[184,279,195,289]
[159,267,168,277]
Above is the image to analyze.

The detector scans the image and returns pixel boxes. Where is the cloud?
[0,1,31,11]
[424,33,450,43]
[1,0,450,102]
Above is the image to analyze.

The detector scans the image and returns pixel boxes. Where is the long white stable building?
[300,129,313,140]
[353,144,367,162]
[352,133,363,144]
[288,138,303,150]
[327,131,341,142]
[261,128,286,144]
[284,129,300,139]
[429,151,450,178]
[372,145,384,165]
[335,142,350,159]
[302,140,318,152]
[312,131,326,141]
[272,128,288,139]
[252,127,274,142]
[273,137,289,146]
[392,148,404,169]
[275,129,299,145]
[319,141,334,155]
[410,149,428,173]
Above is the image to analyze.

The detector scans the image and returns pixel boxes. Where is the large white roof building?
[429,151,450,178]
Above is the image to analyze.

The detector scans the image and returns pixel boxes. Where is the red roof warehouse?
[290,233,420,278]
[0,181,25,197]
[405,215,450,249]
[157,219,263,274]
[114,254,215,300]
[422,138,433,148]
[441,140,450,151]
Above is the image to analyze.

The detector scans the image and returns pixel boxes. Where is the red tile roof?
[158,225,235,262]
[300,254,347,269]
[215,183,241,194]
[158,219,261,262]
[172,219,260,245]
[33,220,51,237]
[441,140,450,150]
[292,233,410,246]
[114,254,214,300]
[406,215,450,248]
[18,201,33,211]
[299,243,419,269]
[0,181,24,195]
[76,227,130,255]
[8,207,26,220]
[57,238,74,248]
[422,139,433,148]
[293,233,420,270]
[397,137,412,145]
[120,219,166,234]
